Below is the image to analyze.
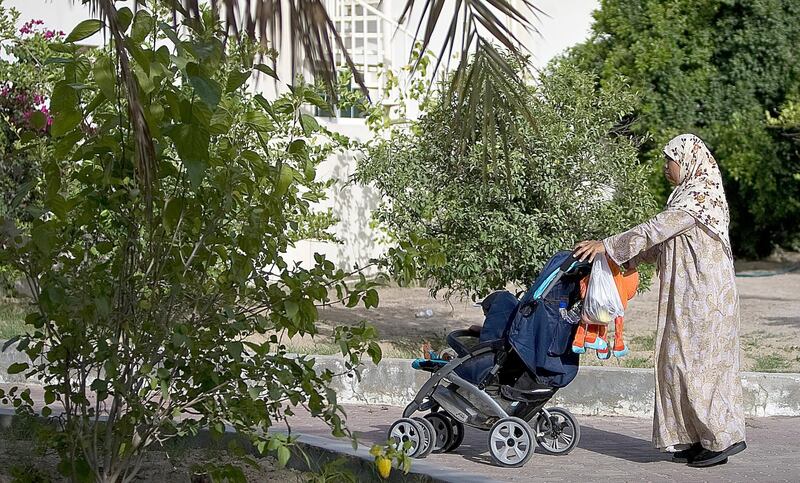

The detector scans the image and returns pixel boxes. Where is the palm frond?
[75,0,545,193]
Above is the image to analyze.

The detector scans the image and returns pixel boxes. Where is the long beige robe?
[603,209,746,452]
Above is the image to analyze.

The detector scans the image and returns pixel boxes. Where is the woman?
[573,134,746,467]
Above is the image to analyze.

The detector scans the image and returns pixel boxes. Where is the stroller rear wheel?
[488,417,534,468]
[388,418,424,457]
[533,407,580,455]
[425,412,463,453]
[448,418,465,452]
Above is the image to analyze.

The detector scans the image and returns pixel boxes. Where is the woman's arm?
[603,210,696,267]
[619,245,661,271]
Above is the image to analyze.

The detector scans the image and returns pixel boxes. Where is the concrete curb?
[4,340,800,417]
[312,356,800,418]
[0,407,489,483]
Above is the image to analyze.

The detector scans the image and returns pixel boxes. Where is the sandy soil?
[302,256,800,372]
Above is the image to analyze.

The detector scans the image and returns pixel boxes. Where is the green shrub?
[0,6,385,482]
[359,59,657,298]
[569,0,800,258]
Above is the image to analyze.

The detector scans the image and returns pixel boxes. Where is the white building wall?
[7,0,600,272]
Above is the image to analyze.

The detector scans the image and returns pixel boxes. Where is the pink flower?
[44,30,54,39]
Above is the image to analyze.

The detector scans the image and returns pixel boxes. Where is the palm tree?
[81,0,542,199]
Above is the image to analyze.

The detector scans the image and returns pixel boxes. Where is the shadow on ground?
[577,426,671,463]
[351,418,670,466]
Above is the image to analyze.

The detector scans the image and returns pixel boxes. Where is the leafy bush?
[0,5,385,482]
[358,60,657,298]
[569,0,800,257]
[0,2,63,290]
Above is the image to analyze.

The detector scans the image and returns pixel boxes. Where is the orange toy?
[571,258,639,359]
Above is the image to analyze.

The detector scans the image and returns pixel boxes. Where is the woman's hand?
[573,240,606,262]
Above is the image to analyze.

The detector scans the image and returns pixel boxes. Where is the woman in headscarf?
[573,134,746,467]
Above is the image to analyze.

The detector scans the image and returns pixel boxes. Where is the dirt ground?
[0,440,306,483]
[301,254,800,372]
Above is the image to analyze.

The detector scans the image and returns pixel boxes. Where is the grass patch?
[0,298,30,340]
[621,356,652,369]
[752,354,791,373]
[630,333,655,352]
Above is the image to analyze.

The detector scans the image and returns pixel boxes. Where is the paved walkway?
[3,383,798,482]
[287,404,800,482]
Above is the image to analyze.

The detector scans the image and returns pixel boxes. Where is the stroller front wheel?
[388,418,425,457]
[533,407,581,455]
[488,417,535,468]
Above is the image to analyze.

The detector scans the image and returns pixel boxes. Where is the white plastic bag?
[583,255,624,325]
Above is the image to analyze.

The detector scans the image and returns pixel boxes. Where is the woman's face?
[664,155,681,186]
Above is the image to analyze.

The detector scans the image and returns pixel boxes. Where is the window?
[320,0,385,117]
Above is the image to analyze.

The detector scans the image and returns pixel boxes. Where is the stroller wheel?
[388,418,424,457]
[533,407,581,455]
[412,417,436,458]
[488,417,534,468]
[424,413,454,453]
[426,412,465,452]
[448,418,465,452]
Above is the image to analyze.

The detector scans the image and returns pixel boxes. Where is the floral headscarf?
[663,134,732,258]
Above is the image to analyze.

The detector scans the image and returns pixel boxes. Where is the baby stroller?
[387,251,591,467]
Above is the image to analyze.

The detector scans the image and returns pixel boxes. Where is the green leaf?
[93,55,117,101]
[303,90,331,112]
[29,111,47,130]
[7,362,29,375]
[226,70,251,93]
[54,131,83,158]
[300,114,320,134]
[65,19,103,43]
[31,223,54,255]
[44,390,56,405]
[116,7,134,33]
[41,406,52,417]
[130,10,154,43]
[163,198,184,231]
[254,63,279,80]
[168,124,210,187]
[367,342,382,365]
[277,445,291,467]
[284,300,299,321]
[51,111,82,137]
[226,341,243,362]
[187,63,221,109]
[275,165,295,196]
[50,81,79,114]
[95,296,111,318]
[364,289,379,309]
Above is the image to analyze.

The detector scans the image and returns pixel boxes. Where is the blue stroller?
[387,251,590,467]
